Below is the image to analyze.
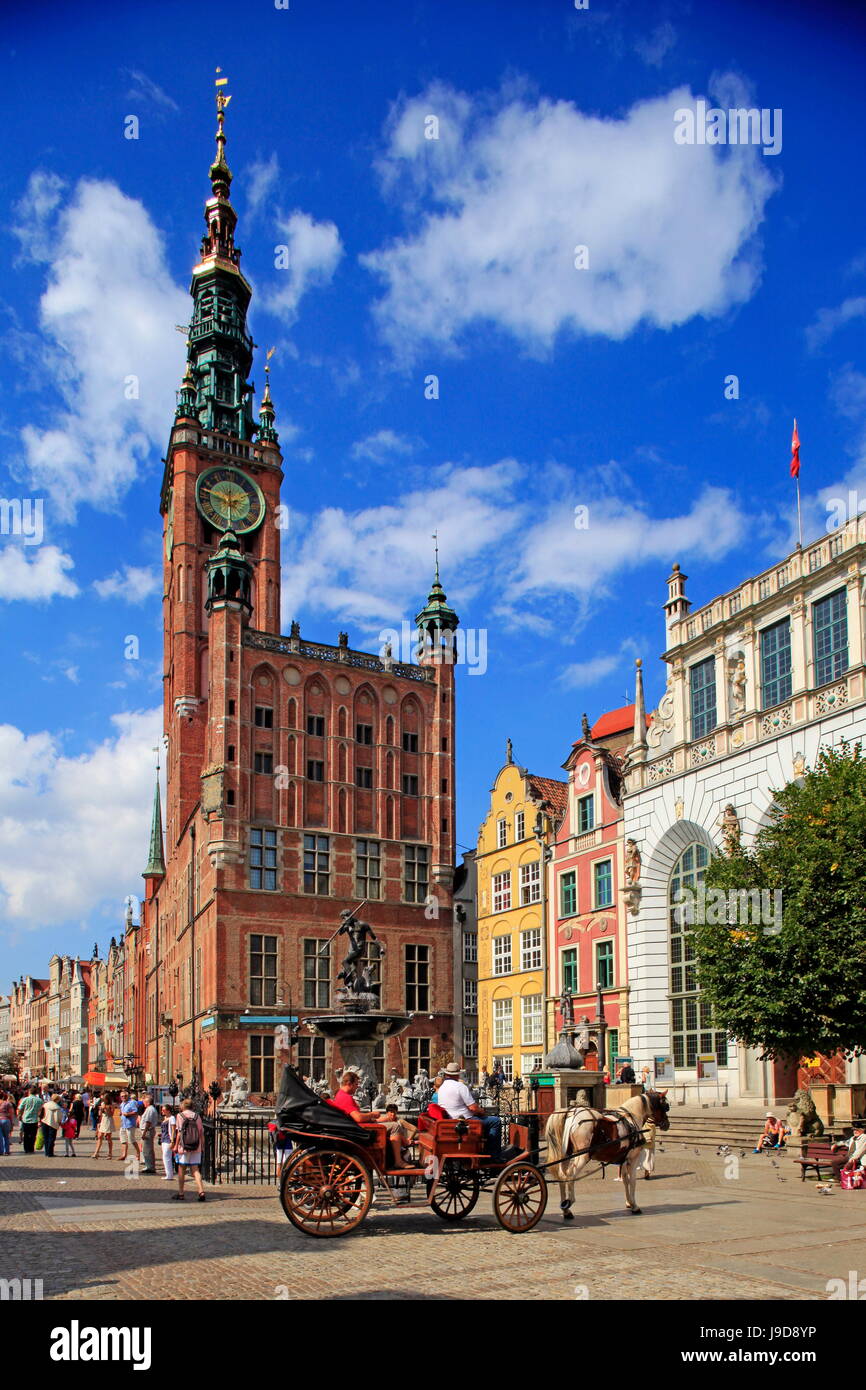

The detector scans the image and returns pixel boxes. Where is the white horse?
[544,1090,670,1218]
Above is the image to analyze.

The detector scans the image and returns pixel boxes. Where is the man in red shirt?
[328,1072,415,1168]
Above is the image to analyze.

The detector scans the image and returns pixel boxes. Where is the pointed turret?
[182,69,256,440]
[144,774,166,878]
[415,536,459,643]
[627,658,649,766]
[258,350,279,445]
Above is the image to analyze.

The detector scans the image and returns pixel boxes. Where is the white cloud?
[559,640,640,690]
[510,485,748,606]
[13,174,188,519]
[123,70,179,114]
[12,171,65,264]
[364,81,776,359]
[350,429,414,464]
[245,153,280,222]
[94,564,161,602]
[806,297,866,351]
[280,460,522,631]
[634,21,677,66]
[0,544,78,600]
[0,709,162,929]
[279,455,750,645]
[266,210,344,322]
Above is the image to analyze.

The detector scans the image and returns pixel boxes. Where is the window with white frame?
[522,1053,544,1074]
[519,860,540,906]
[492,871,511,912]
[520,927,541,971]
[496,818,507,848]
[464,1027,478,1058]
[463,931,477,963]
[514,811,525,841]
[521,993,543,1045]
[493,936,512,976]
[492,998,513,1048]
[493,1054,514,1082]
[463,978,477,1013]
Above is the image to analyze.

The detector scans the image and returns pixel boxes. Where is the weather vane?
[265,346,276,378]
[215,67,231,115]
[152,745,161,775]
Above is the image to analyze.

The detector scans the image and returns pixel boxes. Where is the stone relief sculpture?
[648,678,676,747]
[730,656,746,718]
[624,839,642,885]
[719,804,741,855]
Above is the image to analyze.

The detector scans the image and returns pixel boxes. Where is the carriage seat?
[417,1116,484,1158]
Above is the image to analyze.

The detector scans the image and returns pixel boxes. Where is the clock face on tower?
[195,465,266,535]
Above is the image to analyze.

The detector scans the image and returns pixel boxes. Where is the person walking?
[93,1096,115,1158]
[61,1112,77,1157]
[39,1093,62,1157]
[0,1092,16,1155]
[171,1104,206,1201]
[140,1097,159,1175]
[17,1085,43,1154]
[118,1090,142,1165]
[70,1092,86,1138]
[159,1105,177,1181]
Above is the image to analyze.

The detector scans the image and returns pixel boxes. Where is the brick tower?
[134,79,457,1099]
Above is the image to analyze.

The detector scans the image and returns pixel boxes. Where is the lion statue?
[786,1087,824,1137]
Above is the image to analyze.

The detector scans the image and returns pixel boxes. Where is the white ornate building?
[623,516,866,1103]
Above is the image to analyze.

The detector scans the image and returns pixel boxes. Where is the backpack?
[179,1112,200,1152]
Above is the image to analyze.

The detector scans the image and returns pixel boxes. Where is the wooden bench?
[791,1137,847,1182]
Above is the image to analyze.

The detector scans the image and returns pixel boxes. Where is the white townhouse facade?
[623,515,866,1104]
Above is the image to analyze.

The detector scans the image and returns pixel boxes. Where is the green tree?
[693,741,866,1059]
[0,1050,21,1079]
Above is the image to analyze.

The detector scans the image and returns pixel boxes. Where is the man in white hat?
[438,1062,504,1161]
[753,1112,786,1152]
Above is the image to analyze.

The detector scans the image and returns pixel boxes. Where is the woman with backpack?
[171,1104,206,1201]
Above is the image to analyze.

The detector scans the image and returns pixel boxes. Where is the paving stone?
[2,1132,865,1300]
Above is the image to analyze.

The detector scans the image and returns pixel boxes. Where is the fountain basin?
[305,1013,412,1043]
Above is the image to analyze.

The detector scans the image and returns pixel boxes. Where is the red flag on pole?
[790,419,801,478]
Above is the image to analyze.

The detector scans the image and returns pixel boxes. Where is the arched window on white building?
[669,842,728,1070]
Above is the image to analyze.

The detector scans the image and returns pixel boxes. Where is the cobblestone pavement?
[2,1133,865,1300]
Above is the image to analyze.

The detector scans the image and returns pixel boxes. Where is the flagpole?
[796,474,803,549]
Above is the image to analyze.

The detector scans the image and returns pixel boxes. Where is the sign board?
[697,1053,718,1081]
[654,1055,676,1086]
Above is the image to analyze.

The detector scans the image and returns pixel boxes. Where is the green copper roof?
[144,775,166,877]
[415,563,459,631]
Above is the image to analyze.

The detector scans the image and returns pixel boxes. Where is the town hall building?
[132,85,458,1098]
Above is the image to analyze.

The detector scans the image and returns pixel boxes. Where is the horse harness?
[568,1105,648,1167]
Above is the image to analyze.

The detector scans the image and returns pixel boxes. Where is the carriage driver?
[437,1062,505,1162]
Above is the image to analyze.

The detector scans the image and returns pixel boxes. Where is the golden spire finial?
[211,68,232,189]
[262,346,275,404]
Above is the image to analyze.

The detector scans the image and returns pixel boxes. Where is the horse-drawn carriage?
[273,1067,671,1237]
[274,1066,548,1236]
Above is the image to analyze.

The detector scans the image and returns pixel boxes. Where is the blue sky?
[3,0,866,981]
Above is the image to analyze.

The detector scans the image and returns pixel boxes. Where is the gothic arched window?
[669,842,728,1070]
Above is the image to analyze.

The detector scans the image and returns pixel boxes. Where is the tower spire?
[144,749,166,878]
[627,658,648,767]
[210,68,233,196]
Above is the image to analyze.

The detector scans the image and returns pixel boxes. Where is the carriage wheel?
[279,1148,373,1237]
[493,1162,548,1233]
[430,1160,481,1221]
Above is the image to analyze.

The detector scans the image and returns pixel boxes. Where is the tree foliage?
[693,741,866,1059]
